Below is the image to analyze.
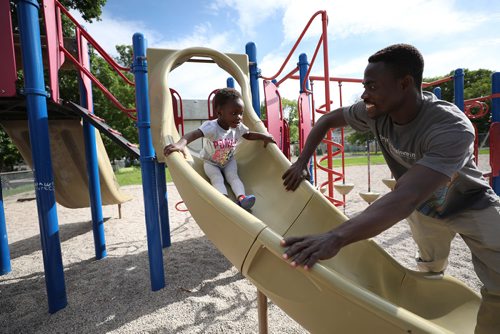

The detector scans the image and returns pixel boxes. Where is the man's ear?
[400,74,414,90]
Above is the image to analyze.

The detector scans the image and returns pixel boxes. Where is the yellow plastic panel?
[243,228,453,334]
[146,46,481,333]
[1,119,129,208]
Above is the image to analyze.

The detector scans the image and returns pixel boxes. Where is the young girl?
[163,88,275,209]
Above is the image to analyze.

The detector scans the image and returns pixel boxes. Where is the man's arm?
[282,164,450,269]
[282,108,348,190]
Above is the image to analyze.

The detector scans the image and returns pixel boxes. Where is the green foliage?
[282,98,298,142]
[89,46,138,161]
[59,0,107,22]
[346,131,374,146]
[115,45,134,68]
[0,128,23,172]
[260,98,299,142]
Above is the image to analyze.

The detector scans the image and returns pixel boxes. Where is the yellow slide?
[149,47,480,333]
[1,119,130,208]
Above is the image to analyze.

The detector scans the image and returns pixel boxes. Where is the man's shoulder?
[421,92,471,125]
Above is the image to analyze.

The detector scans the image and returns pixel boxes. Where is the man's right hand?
[282,161,310,191]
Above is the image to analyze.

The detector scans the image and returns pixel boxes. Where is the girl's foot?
[238,194,256,210]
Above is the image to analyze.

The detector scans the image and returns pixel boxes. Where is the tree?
[282,98,298,143]
[89,45,138,162]
[0,130,23,172]
[346,130,374,147]
[260,97,299,143]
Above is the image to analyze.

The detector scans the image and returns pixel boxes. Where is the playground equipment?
[1,2,498,332]
[149,45,481,334]
[0,0,170,312]
[358,139,381,204]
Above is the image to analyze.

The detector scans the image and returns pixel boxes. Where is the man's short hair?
[368,44,424,88]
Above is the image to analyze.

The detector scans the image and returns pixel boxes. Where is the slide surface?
[148,47,481,334]
[1,119,130,208]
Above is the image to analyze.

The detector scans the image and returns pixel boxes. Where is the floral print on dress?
[211,147,233,166]
[199,120,249,168]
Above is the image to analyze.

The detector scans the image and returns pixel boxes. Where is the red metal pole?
[320,12,334,200]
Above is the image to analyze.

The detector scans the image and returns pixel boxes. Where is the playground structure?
[150,46,481,333]
[1,1,500,332]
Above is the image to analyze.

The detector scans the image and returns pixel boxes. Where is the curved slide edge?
[148,47,481,334]
[1,119,130,208]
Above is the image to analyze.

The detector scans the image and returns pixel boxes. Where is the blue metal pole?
[0,180,11,275]
[246,42,261,118]
[78,42,106,260]
[132,33,165,291]
[298,53,310,93]
[298,53,313,184]
[433,87,442,99]
[226,77,235,88]
[491,72,500,194]
[17,0,67,313]
[155,162,171,248]
[454,68,464,111]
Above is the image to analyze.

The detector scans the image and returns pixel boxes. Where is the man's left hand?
[281,231,343,270]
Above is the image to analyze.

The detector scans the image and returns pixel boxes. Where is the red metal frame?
[41,0,136,118]
[207,89,219,120]
[42,0,64,102]
[422,76,453,88]
[463,93,500,168]
[291,75,363,84]
[490,122,500,178]
[263,80,289,158]
[170,88,184,135]
[0,1,18,97]
[260,11,346,204]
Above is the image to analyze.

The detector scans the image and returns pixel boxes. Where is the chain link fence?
[1,170,35,197]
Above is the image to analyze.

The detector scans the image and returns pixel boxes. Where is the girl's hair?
[368,43,424,88]
[213,88,242,110]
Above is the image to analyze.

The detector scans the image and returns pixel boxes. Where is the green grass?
[114,166,172,186]
[479,147,489,155]
[4,149,489,193]
[3,184,34,197]
[319,153,387,168]
[320,149,491,168]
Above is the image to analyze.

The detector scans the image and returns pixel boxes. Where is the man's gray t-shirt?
[342,91,497,218]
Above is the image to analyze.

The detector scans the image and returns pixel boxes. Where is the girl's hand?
[163,142,187,158]
[263,134,276,147]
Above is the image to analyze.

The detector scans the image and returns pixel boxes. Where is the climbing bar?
[260,10,326,81]
[60,47,136,117]
[422,76,453,88]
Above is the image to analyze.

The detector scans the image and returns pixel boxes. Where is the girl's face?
[217,98,244,129]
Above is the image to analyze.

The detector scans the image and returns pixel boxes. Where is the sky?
[72,0,500,108]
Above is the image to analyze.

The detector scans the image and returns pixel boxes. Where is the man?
[281,44,500,334]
